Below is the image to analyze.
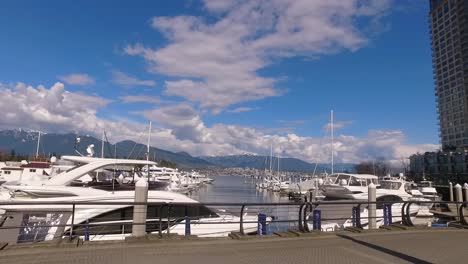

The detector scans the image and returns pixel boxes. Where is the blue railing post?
[258,213,267,235]
[383,204,392,226]
[312,210,321,231]
[84,219,90,241]
[352,206,358,227]
[185,216,191,236]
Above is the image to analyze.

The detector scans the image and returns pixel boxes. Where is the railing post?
[463,183,468,203]
[240,205,246,235]
[368,183,376,229]
[460,202,468,225]
[383,204,392,226]
[158,204,163,237]
[298,203,306,232]
[84,219,90,241]
[257,213,267,235]
[303,203,313,232]
[312,209,321,231]
[167,204,171,235]
[69,202,75,240]
[455,184,462,221]
[352,206,361,228]
[185,205,191,236]
[132,178,148,237]
[401,202,408,225]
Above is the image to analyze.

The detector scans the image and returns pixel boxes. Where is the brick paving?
[0,229,467,264]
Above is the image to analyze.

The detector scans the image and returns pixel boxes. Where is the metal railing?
[0,200,467,244]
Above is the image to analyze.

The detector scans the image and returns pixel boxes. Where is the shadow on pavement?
[336,234,431,264]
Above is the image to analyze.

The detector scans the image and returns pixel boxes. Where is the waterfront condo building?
[429,0,468,150]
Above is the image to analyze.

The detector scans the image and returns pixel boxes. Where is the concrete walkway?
[1,229,467,264]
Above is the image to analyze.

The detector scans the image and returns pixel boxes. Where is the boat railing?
[0,200,467,244]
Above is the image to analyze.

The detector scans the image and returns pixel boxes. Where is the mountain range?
[0,129,355,172]
[200,154,355,173]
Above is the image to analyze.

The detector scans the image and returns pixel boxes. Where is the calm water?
[189,176,299,233]
[189,175,290,203]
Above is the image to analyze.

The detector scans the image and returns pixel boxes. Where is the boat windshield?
[334,174,350,185]
[419,181,433,187]
[349,177,367,186]
[380,181,402,190]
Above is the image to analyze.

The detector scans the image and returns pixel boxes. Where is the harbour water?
[189,175,290,203]
[189,175,301,233]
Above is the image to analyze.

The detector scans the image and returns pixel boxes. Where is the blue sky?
[0,0,439,164]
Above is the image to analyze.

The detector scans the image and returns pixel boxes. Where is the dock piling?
[449,182,454,202]
[463,183,468,202]
[132,178,149,237]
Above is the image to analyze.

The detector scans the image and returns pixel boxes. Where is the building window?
[4,171,11,175]
[29,169,36,173]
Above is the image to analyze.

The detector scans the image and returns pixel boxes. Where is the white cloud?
[323,121,353,131]
[0,82,438,166]
[120,95,162,104]
[140,103,438,165]
[57,73,95,85]
[111,70,156,87]
[125,0,391,113]
[228,107,258,113]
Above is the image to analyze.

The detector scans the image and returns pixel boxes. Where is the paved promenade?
[0,229,467,264]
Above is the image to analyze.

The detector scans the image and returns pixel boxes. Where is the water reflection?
[189,175,290,203]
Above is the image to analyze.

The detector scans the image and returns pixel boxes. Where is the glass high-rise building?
[429,0,468,150]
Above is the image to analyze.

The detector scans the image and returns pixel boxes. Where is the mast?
[101,131,105,158]
[35,131,41,158]
[147,121,152,180]
[147,121,152,161]
[269,144,273,178]
[331,110,334,175]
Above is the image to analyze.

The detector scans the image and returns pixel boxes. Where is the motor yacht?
[321,173,379,200]
[0,189,267,243]
[0,156,169,196]
[414,181,441,201]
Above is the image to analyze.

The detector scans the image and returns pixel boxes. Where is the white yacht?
[414,181,441,201]
[321,173,379,200]
[0,156,269,242]
[314,177,434,231]
[0,190,265,243]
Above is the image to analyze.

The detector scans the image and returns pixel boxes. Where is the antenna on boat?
[331,110,334,175]
[74,137,84,156]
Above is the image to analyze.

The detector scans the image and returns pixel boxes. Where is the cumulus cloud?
[139,103,438,165]
[111,70,156,87]
[120,95,162,104]
[0,81,438,165]
[125,0,391,113]
[57,73,95,85]
[0,82,149,142]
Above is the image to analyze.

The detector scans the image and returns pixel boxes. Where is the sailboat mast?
[147,121,152,161]
[331,110,334,175]
[101,131,105,158]
[269,144,273,177]
[35,131,41,158]
[147,121,152,181]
